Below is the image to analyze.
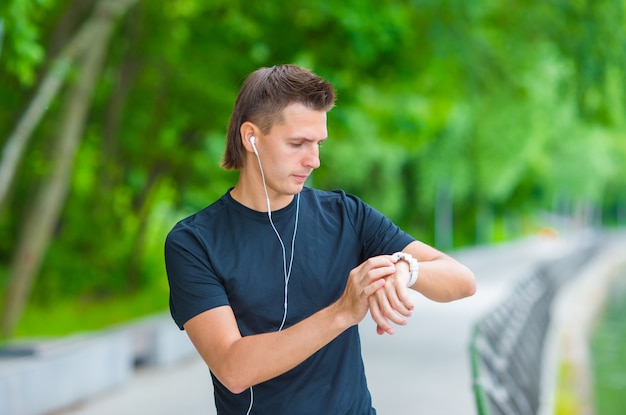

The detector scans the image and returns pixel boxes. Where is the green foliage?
[15,282,169,337]
[0,0,59,85]
[1,0,626,336]
[591,270,626,414]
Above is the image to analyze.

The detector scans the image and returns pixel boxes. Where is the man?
[165,64,476,414]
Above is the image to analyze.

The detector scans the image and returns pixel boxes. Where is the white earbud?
[249,135,271,216]
[250,136,258,154]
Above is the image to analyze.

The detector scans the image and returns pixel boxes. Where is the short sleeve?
[342,192,415,258]
[165,225,230,330]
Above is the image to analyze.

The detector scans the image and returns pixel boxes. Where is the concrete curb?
[0,332,131,415]
[540,232,626,415]
[0,313,195,415]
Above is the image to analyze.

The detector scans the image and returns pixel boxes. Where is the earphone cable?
[247,145,301,414]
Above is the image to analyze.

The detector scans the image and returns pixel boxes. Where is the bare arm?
[404,240,476,301]
[184,256,396,394]
[369,240,476,335]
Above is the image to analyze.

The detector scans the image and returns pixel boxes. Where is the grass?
[554,267,626,415]
[10,283,170,340]
[554,361,583,415]
[590,268,626,414]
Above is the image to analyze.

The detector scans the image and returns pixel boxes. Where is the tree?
[1,0,139,338]
[1,0,625,337]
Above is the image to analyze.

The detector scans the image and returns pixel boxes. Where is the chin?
[286,180,305,191]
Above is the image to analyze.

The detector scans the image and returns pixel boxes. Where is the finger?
[363,264,397,285]
[360,256,395,272]
[385,283,413,317]
[363,278,386,296]
[369,296,394,335]
[361,256,396,273]
[395,284,415,312]
[381,289,410,325]
[373,289,407,328]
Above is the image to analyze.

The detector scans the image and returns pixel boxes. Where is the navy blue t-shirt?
[165,187,415,414]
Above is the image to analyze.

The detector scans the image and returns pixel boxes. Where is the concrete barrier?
[0,313,197,415]
[0,332,132,415]
[112,312,197,367]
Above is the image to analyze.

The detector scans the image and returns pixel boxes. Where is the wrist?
[391,252,419,287]
[329,298,359,331]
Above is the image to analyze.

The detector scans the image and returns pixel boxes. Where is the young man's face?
[256,102,328,198]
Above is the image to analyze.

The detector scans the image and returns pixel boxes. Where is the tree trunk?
[47,0,98,59]
[434,181,454,250]
[0,19,97,212]
[0,18,5,58]
[0,0,139,338]
[127,165,166,291]
[0,0,138,213]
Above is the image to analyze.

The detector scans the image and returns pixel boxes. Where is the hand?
[368,257,415,335]
[335,256,397,328]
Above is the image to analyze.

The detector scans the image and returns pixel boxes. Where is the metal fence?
[469,241,599,415]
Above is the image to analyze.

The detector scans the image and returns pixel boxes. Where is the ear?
[240,121,259,152]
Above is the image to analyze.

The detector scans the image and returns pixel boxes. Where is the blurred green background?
[1,0,625,344]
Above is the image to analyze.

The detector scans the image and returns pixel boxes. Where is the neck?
[230,170,294,212]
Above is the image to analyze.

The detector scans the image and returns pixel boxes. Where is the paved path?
[57,235,585,415]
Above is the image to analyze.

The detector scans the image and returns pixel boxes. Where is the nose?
[305,145,321,169]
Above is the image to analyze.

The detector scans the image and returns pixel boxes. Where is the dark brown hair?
[221,65,336,170]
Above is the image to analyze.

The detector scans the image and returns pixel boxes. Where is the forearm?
[403,240,476,302]
[411,257,475,301]
[186,256,393,393]
[219,302,350,393]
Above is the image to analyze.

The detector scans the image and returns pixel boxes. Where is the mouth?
[293,174,309,183]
